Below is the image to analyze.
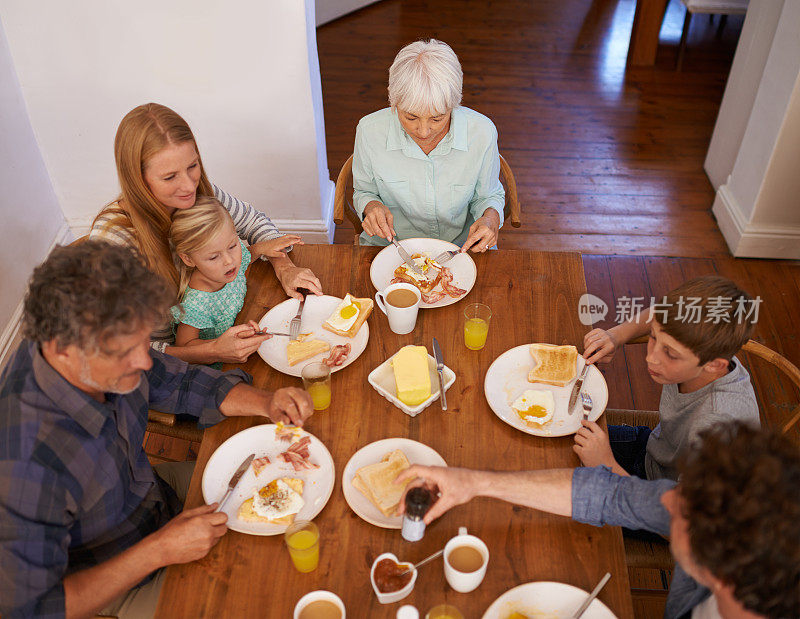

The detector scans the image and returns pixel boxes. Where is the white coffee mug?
[293,590,346,619]
[443,526,489,593]
[374,283,421,335]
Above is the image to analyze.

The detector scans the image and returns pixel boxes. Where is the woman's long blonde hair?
[169,196,235,299]
[92,103,215,296]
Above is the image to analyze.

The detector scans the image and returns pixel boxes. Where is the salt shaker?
[401,486,433,542]
[396,604,419,619]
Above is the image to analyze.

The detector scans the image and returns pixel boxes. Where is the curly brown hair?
[22,240,173,350]
[680,423,800,617]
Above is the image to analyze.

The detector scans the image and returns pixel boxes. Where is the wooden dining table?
[155,244,634,618]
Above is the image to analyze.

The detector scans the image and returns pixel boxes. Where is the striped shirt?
[90,184,285,348]
[0,341,250,618]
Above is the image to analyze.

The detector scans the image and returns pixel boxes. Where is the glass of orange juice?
[463,303,491,350]
[301,362,331,410]
[426,604,464,619]
[284,520,320,573]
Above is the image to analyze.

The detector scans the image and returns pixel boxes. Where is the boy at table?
[0,241,314,619]
[576,276,759,481]
[397,422,800,619]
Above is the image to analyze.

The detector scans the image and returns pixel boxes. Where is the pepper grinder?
[401,486,433,542]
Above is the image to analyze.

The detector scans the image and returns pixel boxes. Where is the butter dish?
[368,350,455,417]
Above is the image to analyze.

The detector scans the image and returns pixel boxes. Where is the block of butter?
[391,345,431,406]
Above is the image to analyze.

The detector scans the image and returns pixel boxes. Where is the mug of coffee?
[443,526,489,593]
[374,283,421,335]
[294,590,345,619]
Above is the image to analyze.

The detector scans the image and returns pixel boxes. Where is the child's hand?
[583,328,619,365]
[573,420,617,468]
[251,235,303,259]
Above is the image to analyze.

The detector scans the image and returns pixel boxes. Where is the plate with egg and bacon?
[484,344,608,437]
[369,238,476,308]
[201,423,335,536]
[257,294,372,377]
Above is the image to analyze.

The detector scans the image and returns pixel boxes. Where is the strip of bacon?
[439,267,466,298]
[420,289,447,304]
[251,455,271,476]
[323,343,351,367]
[278,436,319,470]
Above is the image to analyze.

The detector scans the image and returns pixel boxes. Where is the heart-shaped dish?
[370,552,417,604]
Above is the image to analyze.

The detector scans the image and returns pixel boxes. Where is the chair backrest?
[333,152,522,244]
[627,335,800,434]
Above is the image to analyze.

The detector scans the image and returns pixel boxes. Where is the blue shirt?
[572,466,712,619]
[353,106,505,246]
[0,341,250,618]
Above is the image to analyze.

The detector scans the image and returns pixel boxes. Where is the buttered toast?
[322,294,373,338]
[287,334,331,366]
[527,344,578,387]
[393,254,442,294]
[351,450,412,517]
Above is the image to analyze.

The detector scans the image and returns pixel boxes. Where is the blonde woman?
[353,39,505,251]
[91,103,322,364]
[169,198,268,369]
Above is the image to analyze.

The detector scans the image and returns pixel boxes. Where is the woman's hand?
[362,201,395,240]
[461,208,500,253]
[249,235,303,260]
[583,328,619,365]
[211,324,272,364]
[272,258,323,301]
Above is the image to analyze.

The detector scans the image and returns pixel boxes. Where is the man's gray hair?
[388,39,463,115]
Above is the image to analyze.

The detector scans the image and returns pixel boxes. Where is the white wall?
[316,0,382,26]
[0,17,70,364]
[709,0,800,258]
[1,0,334,242]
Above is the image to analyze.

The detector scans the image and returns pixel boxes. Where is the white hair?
[388,39,463,115]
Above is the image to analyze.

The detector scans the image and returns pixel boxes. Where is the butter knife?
[391,238,425,276]
[568,362,590,414]
[215,453,255,512]
[432,337,447,411]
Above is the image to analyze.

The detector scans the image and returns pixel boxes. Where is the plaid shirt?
[0,341,250,618]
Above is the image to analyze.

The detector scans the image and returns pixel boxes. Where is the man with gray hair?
[0,241,314,618]
[353,39,505,253]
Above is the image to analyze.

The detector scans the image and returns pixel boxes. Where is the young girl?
[169,197,301,363]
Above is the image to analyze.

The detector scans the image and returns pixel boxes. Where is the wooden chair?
[68,234,204,443]
[605,335,800,574]
[677,0,749,70]
[333,153,522,245]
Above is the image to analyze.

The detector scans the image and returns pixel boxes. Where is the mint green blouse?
[352,107,505,246]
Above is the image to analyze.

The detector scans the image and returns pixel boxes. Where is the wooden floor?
[147,2,800,617]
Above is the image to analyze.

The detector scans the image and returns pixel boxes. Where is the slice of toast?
[238,478,304,524]
[393,254,442,294]
[527,344,578,387]
[287,334,331,366]
[352,450,412,517]
[322,295,373,338]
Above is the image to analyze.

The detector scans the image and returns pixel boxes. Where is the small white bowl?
[293,590,345,618]
[368,351,456,417]
[370,552,417,604]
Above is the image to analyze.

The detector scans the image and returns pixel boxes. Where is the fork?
[289,296,305,340]
[581,392,593,421]
[433,249,459,264]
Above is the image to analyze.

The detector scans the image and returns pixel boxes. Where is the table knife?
[215,453,255,512]
[568,362,590,414]
[432,337,447,411]
[391,238,425,276]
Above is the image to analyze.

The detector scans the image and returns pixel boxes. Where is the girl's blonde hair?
[92,103,215,296]
[169,196,235,299]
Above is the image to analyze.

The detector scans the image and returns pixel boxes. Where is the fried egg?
[397,255,441,284]
[512,389,555,426]
[252,479,305,520]
[325,294,360,332]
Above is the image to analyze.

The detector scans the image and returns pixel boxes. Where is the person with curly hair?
[395,422,800,619]
[0,241,314,619]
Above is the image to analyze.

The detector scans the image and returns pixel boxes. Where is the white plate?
[482,581,618,619]
[257,295,370,377]
[201,425,335,536]
[484,344,608,437]
[342,438,447,529]
[369,238,477,308]
[368,350,456,417]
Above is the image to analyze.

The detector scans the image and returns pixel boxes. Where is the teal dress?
[171,241,252,368]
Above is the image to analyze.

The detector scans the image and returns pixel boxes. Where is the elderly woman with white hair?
[353,39,505,251]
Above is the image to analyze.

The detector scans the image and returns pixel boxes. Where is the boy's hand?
[583,328,619,365]
[573,420,617,468]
